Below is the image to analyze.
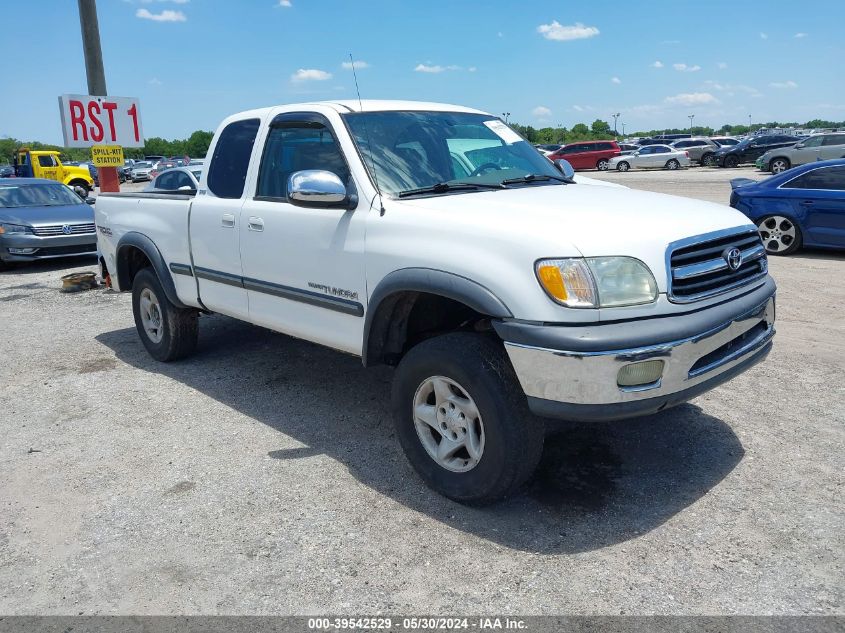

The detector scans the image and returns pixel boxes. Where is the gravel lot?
[0,167,842,615]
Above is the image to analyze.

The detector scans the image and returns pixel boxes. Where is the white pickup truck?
[96,100,775,504]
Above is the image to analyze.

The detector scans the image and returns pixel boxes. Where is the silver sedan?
[608,145,691,171]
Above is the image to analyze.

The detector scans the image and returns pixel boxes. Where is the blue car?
[729,159,845,255]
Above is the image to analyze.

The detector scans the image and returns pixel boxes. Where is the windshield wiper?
[397,181,506,198]
[501,173,568,185]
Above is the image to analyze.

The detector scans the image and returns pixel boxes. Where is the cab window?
[37,155,57,167]
[256,121,351,200]
[206,118,260,199]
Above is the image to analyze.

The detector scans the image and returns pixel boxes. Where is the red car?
[548,140,621,171]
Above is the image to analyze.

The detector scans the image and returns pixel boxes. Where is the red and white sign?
[58,94,144,148]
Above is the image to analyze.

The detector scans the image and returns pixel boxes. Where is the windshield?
[0,183,84,208]
[134,162,151,168]
[342,111,564,196]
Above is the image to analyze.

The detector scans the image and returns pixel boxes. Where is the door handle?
[221,213,235,227]
[801,200,814,205]
[248,216,264,232]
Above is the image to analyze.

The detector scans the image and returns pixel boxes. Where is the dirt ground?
[0,166,842,615]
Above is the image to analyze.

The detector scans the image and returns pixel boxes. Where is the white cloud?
[673,63,701,72]
[572,105,584,112]
[497,31,503,38]
[537,21,599,41]
[136,8,186,21]
[278,0,292,6]
[664,92,719,106]
[415,64,445,73]
[770,80,798,89]
[717,62,728,69]
[794,32,807,38]
[611,77,621,84]
[468,66,477,72]
[341,60,369,70]
[148,77,162,86]
[532,106,552,119]
[414,63,464,73]
[760,32,768,39]
[291,68,332,82]
[652,61,664,68]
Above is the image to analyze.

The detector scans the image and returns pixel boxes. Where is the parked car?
[547,140,621,171]
[730,159,845,255]
[617,143,640,155]
[129,161,154,182]
[95,100,775,504]
[755,132,845,174]
[608,145,690,171]
[712,135,800,168]
[0,165,14,178]
[149,161,178,180]
[637,138,678,147]
[145,166,203,192]
[534,144,563,156]
[711,137,739,147]
[0,178,97,268]
[671,137,721,165]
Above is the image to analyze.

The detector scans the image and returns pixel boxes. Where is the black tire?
[665,159,680,170]
[756,215,802,256]
[724,155,740,168]
[131,268,198,362]
[596,158,609,171]
[769,157,790,174]
[391,332,544,505]
[617,161,630,172]
[701,153,715,166]
[68,180,90,197]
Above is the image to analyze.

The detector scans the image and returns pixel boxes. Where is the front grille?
[669,229,768,302]
[35,244,97,256]
[31,223,96,236]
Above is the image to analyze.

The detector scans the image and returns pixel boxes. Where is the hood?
[0,203,93,226]
[391,183,753,291]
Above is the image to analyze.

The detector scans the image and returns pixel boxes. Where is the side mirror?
[553,159,576,182]
[85,197,96,205]
[287,170,356,208]
[795,144,805,149]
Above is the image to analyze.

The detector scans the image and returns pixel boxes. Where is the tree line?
[2,117,844,165]
[511,118,845,145]
[0,130,214,165]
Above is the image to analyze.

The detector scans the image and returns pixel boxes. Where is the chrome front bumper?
[503,293,775,421]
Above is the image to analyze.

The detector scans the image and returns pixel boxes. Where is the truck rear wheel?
[391,332,544,505]
[131,268,198,362]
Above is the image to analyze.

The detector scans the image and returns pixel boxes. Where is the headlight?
[0,223,32,235]
[536,257,658,308]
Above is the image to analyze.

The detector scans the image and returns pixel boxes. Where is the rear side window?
[783,166,845,191]
[206,118,260,199]
[823,134,845,146]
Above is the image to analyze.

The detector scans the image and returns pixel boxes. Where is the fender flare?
[362,268,512,366]
[64,175,94,187]
[116,232,188,308]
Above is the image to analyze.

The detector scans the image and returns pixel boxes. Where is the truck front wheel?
[131,268,198,361]
[391,333,544,505]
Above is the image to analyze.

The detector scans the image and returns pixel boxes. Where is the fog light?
[8,248,37,254]
[617,360,665,387]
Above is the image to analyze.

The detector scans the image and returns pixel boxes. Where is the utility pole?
[77,0,120,192]
[688,114,695,134]
[611,112,620,138]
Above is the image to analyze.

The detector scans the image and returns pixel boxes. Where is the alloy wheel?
[412,375,485,473]
[757,216,797,254]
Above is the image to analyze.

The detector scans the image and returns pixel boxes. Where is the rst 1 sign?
[58,94,144,148]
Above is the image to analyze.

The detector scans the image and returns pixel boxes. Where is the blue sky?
[3,0,844,143]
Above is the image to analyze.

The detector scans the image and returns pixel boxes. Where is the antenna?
[349,53,385,216]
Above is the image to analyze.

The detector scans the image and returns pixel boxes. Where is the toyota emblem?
[724,247,743,271]
[61,224,72,235]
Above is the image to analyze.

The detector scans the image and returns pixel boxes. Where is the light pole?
[688,114,695,134]
[611,112,620,138]
[748,114,752,132]
[502,112,511,123]
[621,122,626,137]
